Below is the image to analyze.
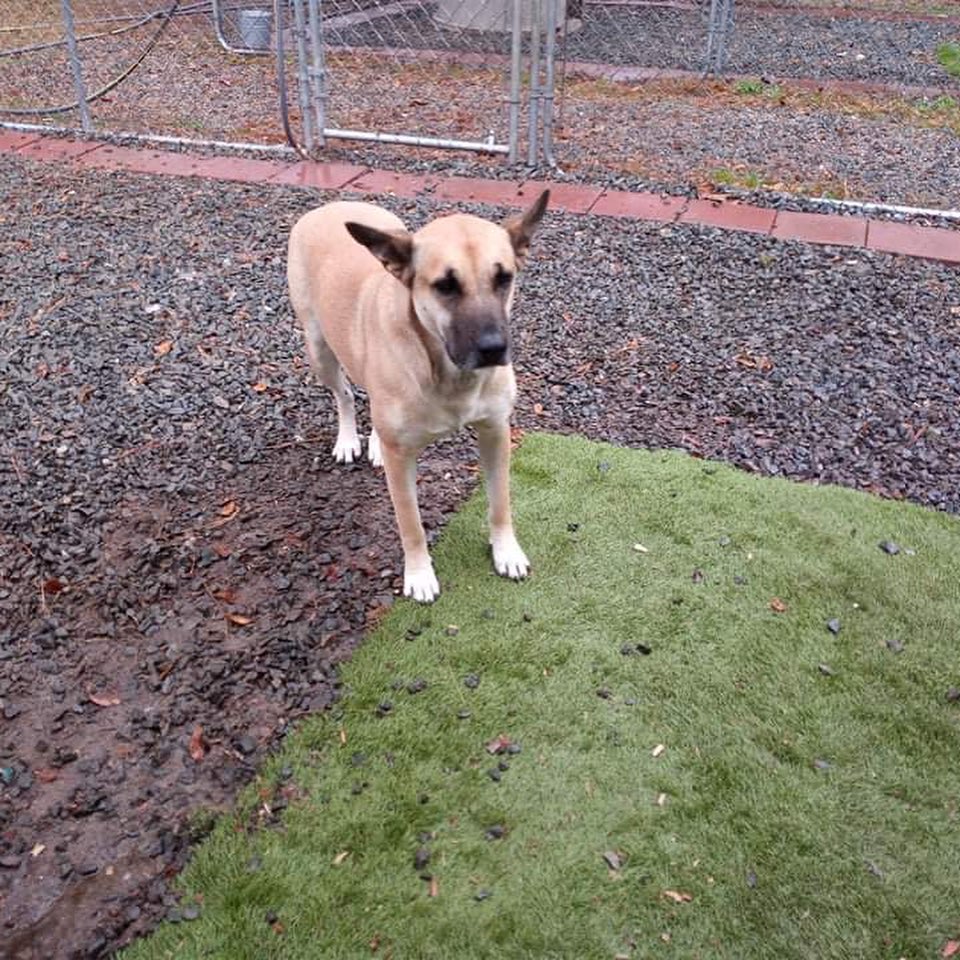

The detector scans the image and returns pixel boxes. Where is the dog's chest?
[399,374,512,446]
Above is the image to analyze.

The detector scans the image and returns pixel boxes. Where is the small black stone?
[620,643,636,656]
[480,609,495,620]
[635,643,652,655]
[484,825,505,840]
[0,855,22,869]
[445,626,460,637]
[826,619,841,635]
[235,735,257,756]
[265,910,278,925]
[182,905,201,921]
[946,687,960,703]
[457,710,472,720]
[885,639,904,654]
[407,678,428,695]
[414,847,431,870]
[474,888,493,901]
[567,522,580,532]
[506,743,522,755]
[487,768,501,782]
[463,673,480,689]
[376,701,393,716]
[818,663,834,677]
[746,869,758,888]
[878,540,901,555]
[596,687,612,699]
[691,568,705,584]
[813,758,832,771]
[497,760,510,772]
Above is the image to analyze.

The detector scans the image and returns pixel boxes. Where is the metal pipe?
[527,0,542,167]
[59,0,92,131]
[306,0,327,148]
[704,0,719,74]
[507,0,522,164]
[322,127,509,153]
[291,0,316,150]
[712,0,733,74]
[542,0,557,166]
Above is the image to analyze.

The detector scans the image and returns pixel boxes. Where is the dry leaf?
[89,692,121,707]
[214,587,237,603]
[485,734,513,755]
[153,339,173,357]
[225,612,252,626]
[943,942,960,959]
[219,500,238,517]
[533,402,545,415]
[42,577,66,595]
[188,725,206,762]
[429,876,439,897]
[252,381,268,393]
[34,768,59,784]
[333,850,350,866]
[339,728,347,745]
[770,597,788,613]
[30,843,45,857]
[662,889,693,903]
[651,743,666,758]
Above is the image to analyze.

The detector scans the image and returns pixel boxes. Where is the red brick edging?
[3,129,959,265]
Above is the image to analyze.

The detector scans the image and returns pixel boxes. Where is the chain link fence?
[1,1,958,203]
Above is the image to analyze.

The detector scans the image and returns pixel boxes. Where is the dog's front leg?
[380,440,440,603]
[475,418,529,580]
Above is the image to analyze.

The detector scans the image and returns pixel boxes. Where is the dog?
[287,190,549,603]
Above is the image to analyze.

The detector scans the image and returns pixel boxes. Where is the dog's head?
[344,190,549,371]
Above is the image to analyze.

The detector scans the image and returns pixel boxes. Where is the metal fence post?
[542,0,557,166]
[59,0,92,131]
[507,0,522,164]
[291,0,316,150]
[526,0,542,167]
[305,0,327,148]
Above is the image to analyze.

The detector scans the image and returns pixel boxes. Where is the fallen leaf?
[214,587,237,603]
[89,692,121,707]
[533,402,545,416]
[219,500,238,517]
[651,743,666,758]
[42,577,66,595]
[252,381,268,393]
[485,734,513,755]
[188,726,206,762]
[333,850,350,866]
[429,876,439,897]
[225,612,252,626]
[339,728,347,745]
[153,339,173,357]
[34,768,59,784]
[770,597,788,613]
[942,941,960,959]
[662,889,693,903]
[30,843,45,857]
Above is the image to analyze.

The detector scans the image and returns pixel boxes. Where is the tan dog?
[287,191,549,603]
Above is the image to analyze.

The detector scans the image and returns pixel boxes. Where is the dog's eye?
[493,266,513,291]
[432,271,461,297]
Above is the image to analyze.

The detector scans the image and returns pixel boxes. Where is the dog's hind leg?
[305,326,362,464]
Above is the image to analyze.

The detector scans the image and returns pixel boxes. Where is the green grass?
[733,77,782,98]
[937,42,960,78]
[123,434,960,960]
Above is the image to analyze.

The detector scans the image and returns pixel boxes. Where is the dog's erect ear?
[344,222,414,285]
[504,189,550,264]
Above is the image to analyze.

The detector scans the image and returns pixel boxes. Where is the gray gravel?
[1,152,959,957]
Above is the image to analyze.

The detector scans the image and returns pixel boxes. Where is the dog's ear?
[345,222,414,285]
[504,189,550,264]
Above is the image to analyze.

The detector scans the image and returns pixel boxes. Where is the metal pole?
[507,0,522,163]
[704,0,719,74]
[526,0,542,167]
[306,0,327,149]
[59,0,92,131]
[291,0,316,150]
[542,0,557,166]
[714,0,734,74]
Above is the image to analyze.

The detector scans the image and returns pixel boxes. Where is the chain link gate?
[273,0,563,164]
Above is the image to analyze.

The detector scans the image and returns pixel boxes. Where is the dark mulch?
[1,152,958,958]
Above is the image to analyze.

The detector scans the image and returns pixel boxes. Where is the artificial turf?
[122,433,960,960]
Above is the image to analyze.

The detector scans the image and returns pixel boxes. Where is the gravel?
[2,150,959,957]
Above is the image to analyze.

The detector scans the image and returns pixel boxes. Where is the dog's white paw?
[332,432,362,464]
[368,430,383,468]
[404,564,440,604]
[491,536,530,580]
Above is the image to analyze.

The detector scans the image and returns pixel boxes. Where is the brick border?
[3,132,959,265]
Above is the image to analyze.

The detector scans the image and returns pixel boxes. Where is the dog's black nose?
[475,329,508,367]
